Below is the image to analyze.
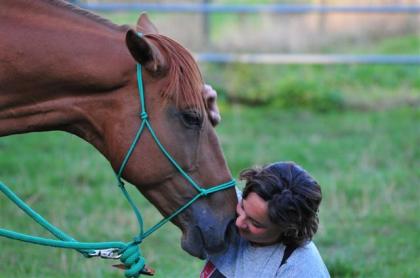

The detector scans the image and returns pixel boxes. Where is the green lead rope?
[0,62,235,277]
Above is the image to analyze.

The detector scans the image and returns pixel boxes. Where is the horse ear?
[136,13,159,34]
[125,29,165,74]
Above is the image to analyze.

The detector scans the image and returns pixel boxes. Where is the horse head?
[0,1,236,259]
[103,14,237,258]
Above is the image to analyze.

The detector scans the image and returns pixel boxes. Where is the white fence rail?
[73,2,420,64]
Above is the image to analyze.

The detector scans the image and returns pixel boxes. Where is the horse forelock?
[146,34,205,113]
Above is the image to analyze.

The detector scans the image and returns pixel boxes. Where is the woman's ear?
[203,84,221,126]
[125,29,166,74]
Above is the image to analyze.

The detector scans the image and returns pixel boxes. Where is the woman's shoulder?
[278,241,330,278]
[295,241,322,257]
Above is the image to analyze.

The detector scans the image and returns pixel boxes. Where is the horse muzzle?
[179,200,236,259]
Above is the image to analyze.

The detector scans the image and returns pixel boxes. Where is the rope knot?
[200,189,209,197]
[120,245,146,278]
[133,235,143,245]
[140,112,148,120]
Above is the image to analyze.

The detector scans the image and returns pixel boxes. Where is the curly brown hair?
[240,162,322,247]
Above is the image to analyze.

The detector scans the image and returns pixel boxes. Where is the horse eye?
[181,110,203,128]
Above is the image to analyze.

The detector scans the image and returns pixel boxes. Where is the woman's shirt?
[206,235,330,278]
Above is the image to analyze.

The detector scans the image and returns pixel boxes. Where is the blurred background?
[0,0,419,277]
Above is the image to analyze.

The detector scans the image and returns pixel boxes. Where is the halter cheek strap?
[117,64,236,240]
[0,63,235,278]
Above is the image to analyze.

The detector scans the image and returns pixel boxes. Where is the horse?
[0,0,237,261]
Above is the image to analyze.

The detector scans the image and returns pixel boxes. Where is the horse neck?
[0,0,134,150]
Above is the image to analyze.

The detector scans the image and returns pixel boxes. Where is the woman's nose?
[235,214,247,230]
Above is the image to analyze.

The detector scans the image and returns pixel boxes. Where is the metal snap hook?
[88,248,122,259]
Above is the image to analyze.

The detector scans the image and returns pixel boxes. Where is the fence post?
[316,0,326,33]
[202,0,212,50]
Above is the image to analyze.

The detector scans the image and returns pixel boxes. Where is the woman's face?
[235,192,282,245]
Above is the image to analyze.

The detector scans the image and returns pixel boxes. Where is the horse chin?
[180,223,233,259]
[180,227,206,259]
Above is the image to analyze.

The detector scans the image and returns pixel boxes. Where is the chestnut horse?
[0,0,236,260]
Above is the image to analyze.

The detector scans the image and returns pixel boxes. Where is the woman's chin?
[237,229,249,240]
[237,230,264,245]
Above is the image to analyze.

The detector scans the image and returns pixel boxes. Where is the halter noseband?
[0,63,235,277]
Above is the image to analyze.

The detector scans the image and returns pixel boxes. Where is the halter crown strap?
[0,60,235,277]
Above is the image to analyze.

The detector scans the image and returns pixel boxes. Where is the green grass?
[1,105,419,277]
[199,30,419,112]
[0,132,203,278]
[201,62,419,112]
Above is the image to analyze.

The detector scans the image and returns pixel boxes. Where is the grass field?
[1,8,419,278]
[1,105,418,277]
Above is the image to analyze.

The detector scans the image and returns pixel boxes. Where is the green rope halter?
[0,62,235,277]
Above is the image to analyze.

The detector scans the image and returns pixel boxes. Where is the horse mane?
[45,0,127,32]
[46,1,204,111]
[146,34,205,112]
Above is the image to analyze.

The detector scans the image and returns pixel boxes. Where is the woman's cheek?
[249,226,266,235]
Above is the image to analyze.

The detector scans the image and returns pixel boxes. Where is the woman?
[201,162,330,278]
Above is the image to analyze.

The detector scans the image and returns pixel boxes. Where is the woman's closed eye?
[251,221,266,229]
